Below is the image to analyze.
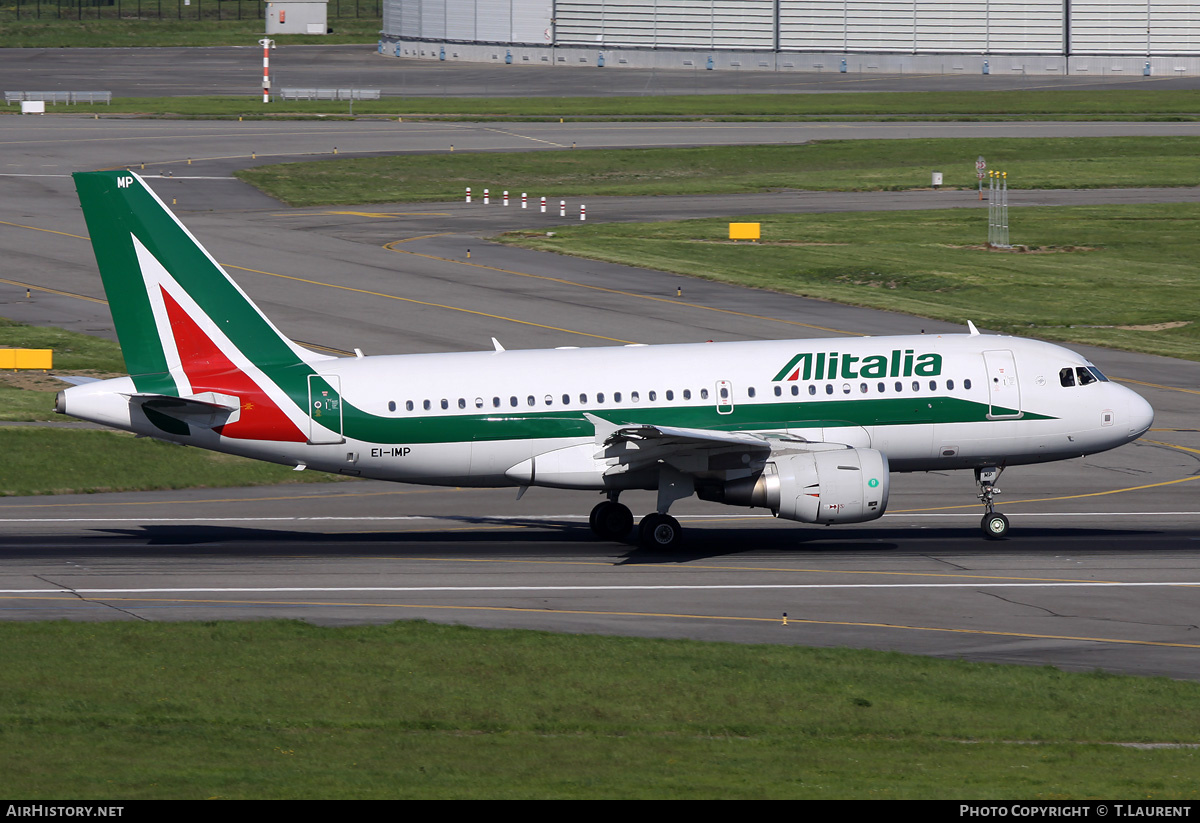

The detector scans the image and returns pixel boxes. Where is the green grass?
[0,318,125,421]
[235,137,1200,206]
[0,428,344,494]
[0,384,60,421]
[0,620,1197,799]
[6,88,1200,118]
[499,203,1200,362]
[0,317,125,373]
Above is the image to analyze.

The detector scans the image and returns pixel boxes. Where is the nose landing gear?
[976,466,1008,539]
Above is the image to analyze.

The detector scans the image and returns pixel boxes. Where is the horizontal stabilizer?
[127,391,241,428]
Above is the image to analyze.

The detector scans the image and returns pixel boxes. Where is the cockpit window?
[1076,367,1098,386]
[1059,368,1075,387]
[1087,366,1110,383]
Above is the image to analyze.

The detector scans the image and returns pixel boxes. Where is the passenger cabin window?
[388,401,396,412]
[406,400,414,412]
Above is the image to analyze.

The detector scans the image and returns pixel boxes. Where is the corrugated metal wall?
[556,1,775,50]
[1073,1,1200,55]
[383,0,1200,56]
[386,0,552,43]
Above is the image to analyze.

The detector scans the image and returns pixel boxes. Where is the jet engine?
[700,447,889,524]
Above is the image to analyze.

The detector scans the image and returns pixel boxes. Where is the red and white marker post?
[521,192,527,209]
[540,196,546,213]
[465,187,472,203]
[259,39,274,103]
[559,200,566,217]
[580,204,586,221]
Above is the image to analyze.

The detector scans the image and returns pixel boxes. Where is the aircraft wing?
[585,413,774,479]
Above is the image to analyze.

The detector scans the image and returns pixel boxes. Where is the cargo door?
[308,374,345,444]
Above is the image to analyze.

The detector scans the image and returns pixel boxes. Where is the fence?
[1,0,380,21]
[6,91,112,104]
[278,87,380,100]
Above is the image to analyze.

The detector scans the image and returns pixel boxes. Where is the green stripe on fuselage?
[336,396,1051,445]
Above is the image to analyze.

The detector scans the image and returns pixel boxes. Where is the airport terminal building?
[379,1,1200,76]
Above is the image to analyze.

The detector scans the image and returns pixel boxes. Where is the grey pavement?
[4,45,1199,98]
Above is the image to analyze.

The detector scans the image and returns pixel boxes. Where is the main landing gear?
[588,496,684,552]
[589,498,633,541]
[976,466,1009,540]
[637,512,683,552]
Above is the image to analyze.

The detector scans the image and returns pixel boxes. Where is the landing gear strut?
[976,466,1008,539]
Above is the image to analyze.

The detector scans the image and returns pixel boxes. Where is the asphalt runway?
[4,45,1199,98]
[1,103,1198,678]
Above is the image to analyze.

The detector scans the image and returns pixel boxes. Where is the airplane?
[56,170,1155,549]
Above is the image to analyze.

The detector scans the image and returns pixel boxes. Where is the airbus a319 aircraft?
[57,171,1154,549]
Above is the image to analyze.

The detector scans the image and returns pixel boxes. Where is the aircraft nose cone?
[1126,390,1154,438]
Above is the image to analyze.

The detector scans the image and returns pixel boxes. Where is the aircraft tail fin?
[72,170,328,398]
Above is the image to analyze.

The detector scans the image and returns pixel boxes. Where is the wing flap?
[584,413,772,478]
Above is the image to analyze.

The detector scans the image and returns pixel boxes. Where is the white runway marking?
[3,582,1198,594]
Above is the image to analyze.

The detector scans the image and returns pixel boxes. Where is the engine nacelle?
[708,447,889,525]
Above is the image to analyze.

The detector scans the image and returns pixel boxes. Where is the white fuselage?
[60,333,1154,493]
